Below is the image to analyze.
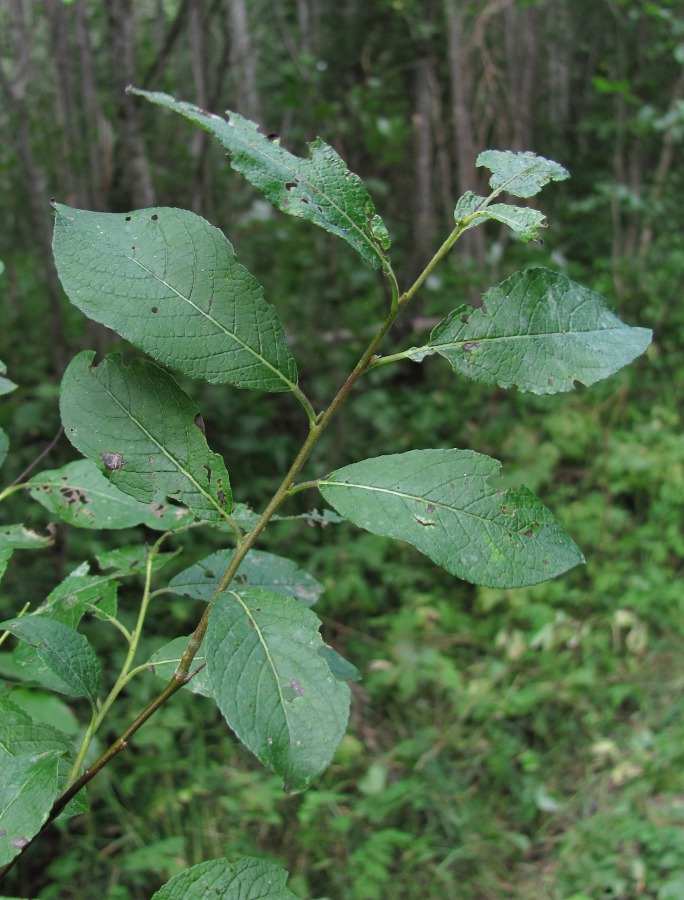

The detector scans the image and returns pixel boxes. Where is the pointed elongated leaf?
[318,449,584,589]
[170,549,324,607]
[151,856,299,900]
[52,204,297,393]
[0,748,62,866]
[410,268,652,394]
[454,192,548,242]
[130,88,390,271]
[477,150,569,198]
[0,696,73,759]
[206,589,350,791]
[0,616,101,703]
[60,352,232,523]
[34,562,118,628]
[147,636,212,698]
[29,460,194,531]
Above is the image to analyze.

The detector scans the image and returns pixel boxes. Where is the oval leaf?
[318,449,584,589]
[416,268,652,394]
[0,617,102,703]
[29,460,193,531]
[60,352,232,523]
[0,749,62,866]
[477,150,569,198]
[205,589,350,792]
[129,88,390,271]
[52,204,297,393]
[170,549,324,607]
[151,856,299,900]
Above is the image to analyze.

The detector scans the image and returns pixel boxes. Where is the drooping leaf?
[60,352,232,523]
[129,88,391,271]
[29,460,194,531]
[454,191,548,242]
[0,358,17,396]
[151,856,299,900]
[0,524,54,550]
[170,549,324,607]
[408,268,652,394]
[0,748,61,866]
[477,150,569,198]
[147,636,212,698]
[205,589,350,792]
[52,204,298,393]
[318,449,584,589]
[0,616,102,704]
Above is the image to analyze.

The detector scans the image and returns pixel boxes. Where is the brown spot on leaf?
[101,452,124,471]
[289,678,306,697]
[194,413,206,435]
[11,837,29,849]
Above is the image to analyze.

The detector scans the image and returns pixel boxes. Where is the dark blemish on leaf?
[266,132,280,142]
[149,456,155,465]
[462,342,480,354]
[533,237,544,245]
[460,313,470,324]
[151,307,158,313]
[500,505,509,514]
[523,529,534,537]
[413,514,435,526]
[426,503,436,513]
[217,490,226,505]
[542,559,549,565]
[255,607,261,612]
[289,678,306,697]
[11,837,29,849]
[151,214,159,221]
[548,377,553,387]
[194,413,206,435]
[285,181,298,190]
[481,303,488,316]
[203,463,212,484]
[300,197,310,205]
[0,829,6,836]
[125,215,132,221]
[146,664,155,674]
[101,451,124,471]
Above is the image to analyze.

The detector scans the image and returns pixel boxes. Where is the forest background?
[0,0,682,898]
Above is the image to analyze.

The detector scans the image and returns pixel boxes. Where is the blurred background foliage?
[0,0,682,897]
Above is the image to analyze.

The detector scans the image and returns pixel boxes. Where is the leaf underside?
[52,204,297,393]
[60,352,232,523]
[205,589,350,792]
[412,268,652,394]
[319,448,584,589]
[129,87,391,271]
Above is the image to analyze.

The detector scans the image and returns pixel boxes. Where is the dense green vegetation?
[1,1,681,898]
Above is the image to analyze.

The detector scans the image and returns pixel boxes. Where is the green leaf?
[29,460,194,531]
[411,268,652,394]
[477,150,569,198]
[0,616,102,704]
[170,549,324,607]
[454,192,548,242]
[96,544,181,575]
[318,449,584,589]
[205,589,350,792]
[52,204,298,393]
[34,562,118,628]
[60,352,232,523]
[129,88,390,271]
[0,427,9,468]
[318,645,362,683]
[0,524,54,550]
[0,749,61,866]
[147,637,212,698]
[0,696,73,759]
[151,856,299,900]
[0,358,17,396]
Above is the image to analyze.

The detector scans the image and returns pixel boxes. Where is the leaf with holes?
[170,549,324,607]
[129,88,391,271]
[151,856,299,900]
[29,460,194,531]
[318,449,584,589]
[0,616,101,704]
[60,352,232,523]
[52,204,298,393]
[205,589,350,792]
[454,192,548,242]
[408,268,652,394]
[477,150,569,198]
